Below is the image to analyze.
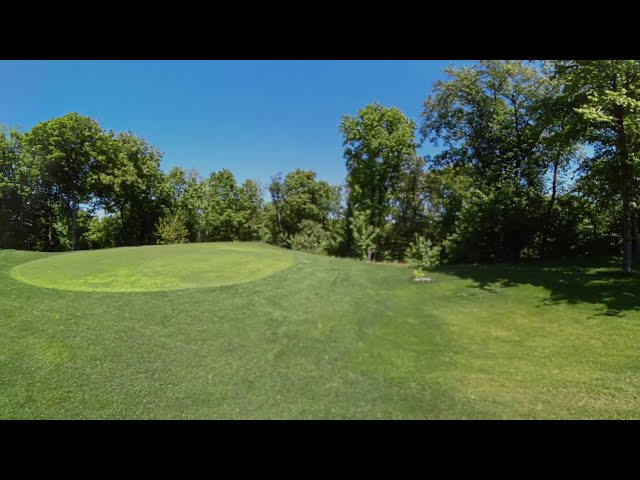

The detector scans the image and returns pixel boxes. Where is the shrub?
[86,214,120,249]
[413,268,427,280]
[350,210,381,261]
[155,211,189,245]
[290,220,330,254]
[404,235,441,269]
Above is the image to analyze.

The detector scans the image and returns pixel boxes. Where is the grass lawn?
[1,242,639,419]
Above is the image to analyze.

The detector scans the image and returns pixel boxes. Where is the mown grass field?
[1,242,639,419]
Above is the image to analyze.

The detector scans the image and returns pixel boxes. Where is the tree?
[155,211,189,244]
[237,179,264,241]
[350,210,382,261]
[420,61,550,262]
[290,219,332,254]
[95,131,166,246]
[0,127,25,248]
[340,103,418,252]
[387,153,430,257]
[165,166,190,212]
[163,166,202,242]
[23,113,107,250]
[264,170,340,247]
[201,169,241,241]
[536,66,585,260]
[554,60,640,273]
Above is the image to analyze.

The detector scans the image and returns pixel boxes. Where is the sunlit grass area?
[1,244,639,419]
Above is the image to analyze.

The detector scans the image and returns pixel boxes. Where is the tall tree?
[237,179,263,241]
[202,169,241,241]
[95,131,165,246]
[162,166,202,241]
[420,61,550,262]
[554,60,640,273]
[23,113,107,250]
[536,68,584,260]
[0,127,26,248]
[388,153,430,256]
[263,170,340,248]
[340,103,417,260]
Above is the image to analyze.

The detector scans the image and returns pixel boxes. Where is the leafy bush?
[290,220,330,254]
[413,268,427,280]
[404,235,441,269]
[155,211,189,245]
[350,210,381,261]
[84,213,119,250]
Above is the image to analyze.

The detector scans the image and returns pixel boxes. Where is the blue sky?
[0,60,474,187]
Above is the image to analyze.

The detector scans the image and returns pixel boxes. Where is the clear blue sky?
[0,60,474,187]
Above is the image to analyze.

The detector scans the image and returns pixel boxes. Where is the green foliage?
[201,169,241,241]
[422,61,549,186]
[341,103,418,245]
[263,170,341,249]
[85,215,120,249]
[23,113,108,250]
[5,61,640,275]
[420,61,555,263]
[405,235,441,269]
[237,179,264,241]
[350,210,381,261]
[0,127,27,249]
[155,211,189,245]
[290,220,331,254]
[412,268,427,280]
[552,60,640,272]
[97,131,166,246]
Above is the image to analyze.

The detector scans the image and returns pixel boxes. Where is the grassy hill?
[1,242,639,419]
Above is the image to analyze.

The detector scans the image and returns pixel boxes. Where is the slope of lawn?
[1,242,640,419]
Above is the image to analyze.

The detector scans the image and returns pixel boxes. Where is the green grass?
[1,242,640,419]
[10,242,294,292]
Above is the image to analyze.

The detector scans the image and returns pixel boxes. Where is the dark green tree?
[264,169,340,248]
[554,60,640,273]
[340,103,417,253]
[23,113,107,250]
[95,131,166,246]
[420,61,550,262]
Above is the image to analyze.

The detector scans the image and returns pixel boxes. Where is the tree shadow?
[433,257,640,317]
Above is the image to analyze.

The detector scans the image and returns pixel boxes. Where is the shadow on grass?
[433,257,640,317]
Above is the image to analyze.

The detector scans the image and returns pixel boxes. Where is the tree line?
[2,60,640,272]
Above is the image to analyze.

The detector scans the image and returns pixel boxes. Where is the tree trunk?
[119,205,126,246]
[614,96,632,273]
[633,210,640,254]
[344,198,354,254]
[71,201,77,251]
[623,196,632,273]
[47,201,53,251]
[540,157,560,261]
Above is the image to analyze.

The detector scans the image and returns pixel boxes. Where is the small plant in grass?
[412,267,432,283]
[405,235,441,269]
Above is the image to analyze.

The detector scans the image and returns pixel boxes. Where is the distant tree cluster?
[340,61,640,273]
[0,113,340,254]
[2,61,640,272]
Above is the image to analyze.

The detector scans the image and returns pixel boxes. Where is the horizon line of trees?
[2,60,640,272]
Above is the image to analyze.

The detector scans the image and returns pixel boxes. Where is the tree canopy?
[3,60,640,272]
